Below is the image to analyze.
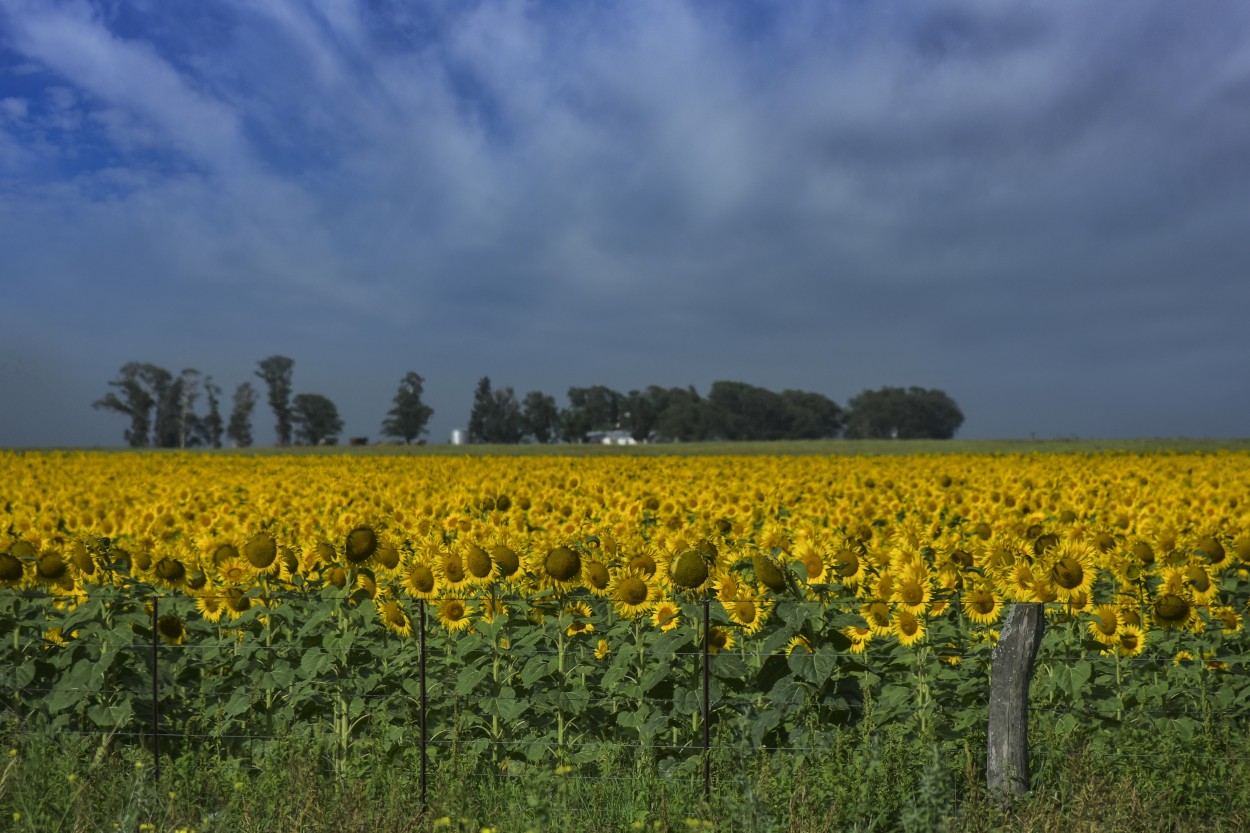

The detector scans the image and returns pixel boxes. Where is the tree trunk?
[986,602,1044,796]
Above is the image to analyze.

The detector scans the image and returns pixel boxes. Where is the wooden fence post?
[986,602,1044,796]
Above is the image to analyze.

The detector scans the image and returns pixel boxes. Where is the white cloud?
[2,0,252,172]
[0,96,28,121]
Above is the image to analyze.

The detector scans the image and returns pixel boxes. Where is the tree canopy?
[255,355,295,446]
[291,393,344,445]
[843,386,964,440]
[381,372,434,444]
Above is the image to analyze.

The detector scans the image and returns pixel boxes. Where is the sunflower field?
[4,449,1250,829]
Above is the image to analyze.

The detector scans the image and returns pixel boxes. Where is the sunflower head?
[1195,536,1226,567]
[0,552,25,585]
[36,552,67,582]
[345,527,379,563]
[212,544,241,568]
[752,554,787,593]
[375,545,401,571]
[156,614,187,646]
[154,558,186,585]
[244,535,278,569]
[490,544,520,578]
[466,545,494,580]
[544,546,581,584]
[671,550,709,590]
[1153,593,1192,629]
[70,542,95,576]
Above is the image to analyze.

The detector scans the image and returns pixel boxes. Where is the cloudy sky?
[2,0,1248,447]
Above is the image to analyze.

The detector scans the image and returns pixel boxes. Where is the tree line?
[94,357,963,447]
[466,378,963,443]
[93,356,434,449]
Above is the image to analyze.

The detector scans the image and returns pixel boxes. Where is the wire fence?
[4,588,1250,805]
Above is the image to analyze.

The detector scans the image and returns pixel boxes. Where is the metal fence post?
[150,594,161,782]
[702,598,710,804]
[419,597,428,812]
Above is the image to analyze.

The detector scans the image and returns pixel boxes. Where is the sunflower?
[792,539,826,584]
[0,551,24,586]
[215,553,252,586]
[1112,624,1145,657]
[627,549,659,579]
[156,613,187,646]
[1183,563,1219,604]
[243,534,278,570]
[490,542,522,580]
[480,595,509,624]
[563,601,594,637]
[152,557,187,587]
[891,564,932,615]
[861,600,893,636]
[222,587,251,619]
[1045,540,1096,603]
[403,555,440,600]
[652,601,681,632]
[377,599,414,637]
[716,571,743,604]
[669,548,711,592]
[841,625,873,654]
[609,567,655,619]
[1208,605,1242,634]
[436,598,473,632]
[1173,650,1196,665]
[463,543,498,586]
[194,592,226,624]
[436,548,470,591]
[1153,593,1193,630]
[962,585,1003,626]
[35,551,68,583]
[580,555,612,597]
[1087,604,1120,645]
[725,593,772,635]
[344,525,379,564]
[595,639,611,660]
[893,611,926,646]
[542,546,582,589]
[707,626,735,654]
[786,635,814,655]
[830,545,866,587]
[752,553,787,593]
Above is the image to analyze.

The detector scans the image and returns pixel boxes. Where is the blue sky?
[2,0,1248,446]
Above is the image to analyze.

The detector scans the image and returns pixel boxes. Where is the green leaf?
[520,655,554,687]
[1055,713,1079,736]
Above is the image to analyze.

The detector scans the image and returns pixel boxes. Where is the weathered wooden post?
[986,602,1044,796]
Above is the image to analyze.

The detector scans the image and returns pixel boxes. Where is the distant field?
[133,436,1250,456]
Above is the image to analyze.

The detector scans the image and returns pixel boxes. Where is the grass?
[5,721,1249,833]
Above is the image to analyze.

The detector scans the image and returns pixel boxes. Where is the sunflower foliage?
[3,448,1250,821]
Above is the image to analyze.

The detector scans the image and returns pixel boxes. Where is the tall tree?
[468,377,524,443]
[561,385,625,442]
[199,376,224,449]
[779,389,844,439]
[705,381,790,441]
[652,386,706,442]
[143,365,181,448]
[292,393,344,445]
[255,355,295,446]
[93,362,158,447]
[381,372,434,444]
[226,382,258,448]
[521,391,560,443]
[175,368,201,448]
[844,386,964,440]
